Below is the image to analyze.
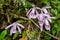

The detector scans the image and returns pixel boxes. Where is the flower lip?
[45,25,50,31]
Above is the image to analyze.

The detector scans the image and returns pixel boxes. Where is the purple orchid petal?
[39,21,43,31]
[28,12,35,19]
[43,13,52,22]
[49,17,56,19]
[5,22,16,29]
[26,8,32,16]
[17,26,21,33]
[17,23,25,28]
[37,12,44,21]
[43,6,51,8]
[46,16,56,22]
[10,22,17,35]
[45,25,50,31]
[5,22,25,35]
[40,26,43,31]
[36,10,39,15]
[45,19,50,31]
[47,17,56,22]
[42,6,51,14]
[37,12,44,31]
[42,8,48,14]
[35,10,39,16]
[28,8,36,19]
[10,26,17,35]
[47,18,52,22]
[44,13,50,17]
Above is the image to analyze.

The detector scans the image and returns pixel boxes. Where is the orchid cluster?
[5,5,56,35]
[27,5,56,31]
[5,22,25,35]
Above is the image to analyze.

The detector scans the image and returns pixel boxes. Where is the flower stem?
[20,16,60,40]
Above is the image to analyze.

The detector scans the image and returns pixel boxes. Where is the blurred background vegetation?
[0,0,60,40]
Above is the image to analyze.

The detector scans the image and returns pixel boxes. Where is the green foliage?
[16,20,25,23]
[0,4,3,8]
[57,20,60,25]
[57,14,60,18]
[51,9,57,15]
[22,30,28,38]
[52,28,56,35]
[13,32,19,39]
[0,0,60,40]
[23,1,32,8]
[45,34,51,40]
[0,30,7,40]
[54,24,60,32]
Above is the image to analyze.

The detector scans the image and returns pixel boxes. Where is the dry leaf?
[19,36,28,40]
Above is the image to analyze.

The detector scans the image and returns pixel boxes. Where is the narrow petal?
[26,8,32,16]
[42,6,51,14]
[49,17,56,19]
[36,7,42,10]
[48,18,52,22]
[43,6,51,8]
[17,26,21,33]
[43,13,50,17]
[42,8,48,14]
[43,13,52,22]
[39,22,43,31]
[36,10,39,15]
[34,10,39,18]
[40,26,43,31]
[17,23,25,28]
[28,8,36,19]
[5,22,15,29]
[10,29,13,35]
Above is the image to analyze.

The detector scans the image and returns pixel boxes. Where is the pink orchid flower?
[26,5,56,31]
[41,6,56,31]
[37,11,44,31]
[26,5,36,19]
[26,5,41,19]
[42,6,56,22]
[5,22,24,35]
[37,9,56,31]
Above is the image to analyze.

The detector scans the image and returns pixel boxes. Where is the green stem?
[20,16,60,40]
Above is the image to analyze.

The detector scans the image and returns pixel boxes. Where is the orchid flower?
[37,9,56,31]
[26,5,41,19]
[37,11,44,31]
[26,5,56,31]
[37,11,51,31]
[42,6,56,22]
[26,5,36,19]
[5,22,25,35]
[41,6,56,31]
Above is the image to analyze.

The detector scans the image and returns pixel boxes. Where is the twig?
[43,30,60,40]
[20,16,60,40]
[20,16,29,20]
